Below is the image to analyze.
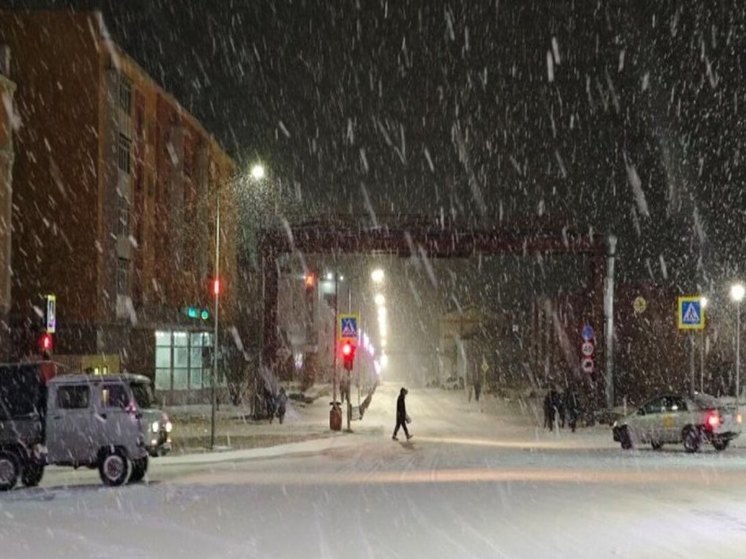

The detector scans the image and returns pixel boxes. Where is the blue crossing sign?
[677,296,705,330]
[338,313,360,340]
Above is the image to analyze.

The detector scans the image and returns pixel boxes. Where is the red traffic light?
[213,278,221,296]
[305,273,316,289]
[342,341,356,370]
[39,332,54,354]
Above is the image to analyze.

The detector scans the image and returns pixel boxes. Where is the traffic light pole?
[332,274,338,405]
[210,195,220,450]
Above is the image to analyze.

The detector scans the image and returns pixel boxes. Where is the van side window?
[102,384,129,408]
[57,385,90,409]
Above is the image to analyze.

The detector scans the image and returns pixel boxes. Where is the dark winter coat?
[397,390,407,421]
[276,390,288,414]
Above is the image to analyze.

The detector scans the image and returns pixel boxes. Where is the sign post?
[580,324,595,376]
[677,296,706,394]
[338,313,359,432]
[45,294,56,333]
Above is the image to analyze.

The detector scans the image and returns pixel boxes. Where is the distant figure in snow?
[265,384,277,424]
[276,387,288,424]
[543,387,561,431]
[563,386,581,433]
[392,387,412,441]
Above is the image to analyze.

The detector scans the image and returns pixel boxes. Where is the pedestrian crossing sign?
[338,313,360,341]
[677,296,705,330]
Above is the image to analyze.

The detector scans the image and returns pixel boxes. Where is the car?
[0,366,169,490]
[612,392,742,453]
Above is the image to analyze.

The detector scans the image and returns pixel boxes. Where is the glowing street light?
[250,163,266,180]
[371,269,385,283]
[374,293,385,306]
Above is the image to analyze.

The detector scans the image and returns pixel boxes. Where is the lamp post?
[210,194,220,450]
[700,297,708,393]
[210,163,265,450]
[731,283,745,410]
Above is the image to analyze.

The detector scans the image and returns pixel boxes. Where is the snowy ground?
[3,383,746,558]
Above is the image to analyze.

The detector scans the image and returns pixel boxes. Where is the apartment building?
[0,10,237,402]
[0,45,15,359]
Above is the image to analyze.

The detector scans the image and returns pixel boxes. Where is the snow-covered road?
[3,384,746,558]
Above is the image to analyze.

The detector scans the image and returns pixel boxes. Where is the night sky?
[1,0,744,289]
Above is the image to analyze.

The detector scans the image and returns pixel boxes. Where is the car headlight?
[165,420,173,433]
[612,421,618,428]
[151,421,160,433]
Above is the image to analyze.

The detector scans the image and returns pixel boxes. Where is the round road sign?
[581,325,594,341]
[581,342,595,357]
[581,357,594,373]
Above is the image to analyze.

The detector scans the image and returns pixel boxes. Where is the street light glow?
[250,164,266,180]
[701,296,708,309]
[371,269,385,283]
[374,293,385,306]
[731,283,745,302]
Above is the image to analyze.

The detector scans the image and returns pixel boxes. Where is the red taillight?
[707,412,721,429]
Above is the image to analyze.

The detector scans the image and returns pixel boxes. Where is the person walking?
[392,387,412,441]
[276,387,288,424]
[564,386,581,433]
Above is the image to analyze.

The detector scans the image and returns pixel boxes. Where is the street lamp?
[210,166,266,449]
[730,283,745,409]
[371,268,384,283]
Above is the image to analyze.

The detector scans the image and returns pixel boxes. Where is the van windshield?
[130,382,153,409]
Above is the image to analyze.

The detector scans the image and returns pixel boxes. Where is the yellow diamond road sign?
[677,296,705,330]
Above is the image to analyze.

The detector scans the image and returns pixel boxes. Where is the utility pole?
[210,195,220,450]
[604,235,617,410]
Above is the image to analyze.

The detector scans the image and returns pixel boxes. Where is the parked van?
[0,364,170,490]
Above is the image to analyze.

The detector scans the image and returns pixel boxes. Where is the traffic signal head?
[342,341,356,371]
[213,278,221,296]
[39,332,53,355]
[185,306,210,321]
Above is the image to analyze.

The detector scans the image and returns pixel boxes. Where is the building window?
[118,133,132,174]
[119,74,132,113]
[117,257,129,295]
[118,195,130,237]
[154,330,215,392]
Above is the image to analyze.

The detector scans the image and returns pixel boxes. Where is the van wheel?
[129,457,148,483]
[651,441,663,451]
[98,448,129,486]
[682,426,701,453]
[0,450,20,491]
[21,463,44,487]
[619,426,633,450]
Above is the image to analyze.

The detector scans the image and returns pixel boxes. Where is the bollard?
[329,401,342,431]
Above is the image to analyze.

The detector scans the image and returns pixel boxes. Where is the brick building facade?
[0,45,15,359]
[0,11,237,402]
